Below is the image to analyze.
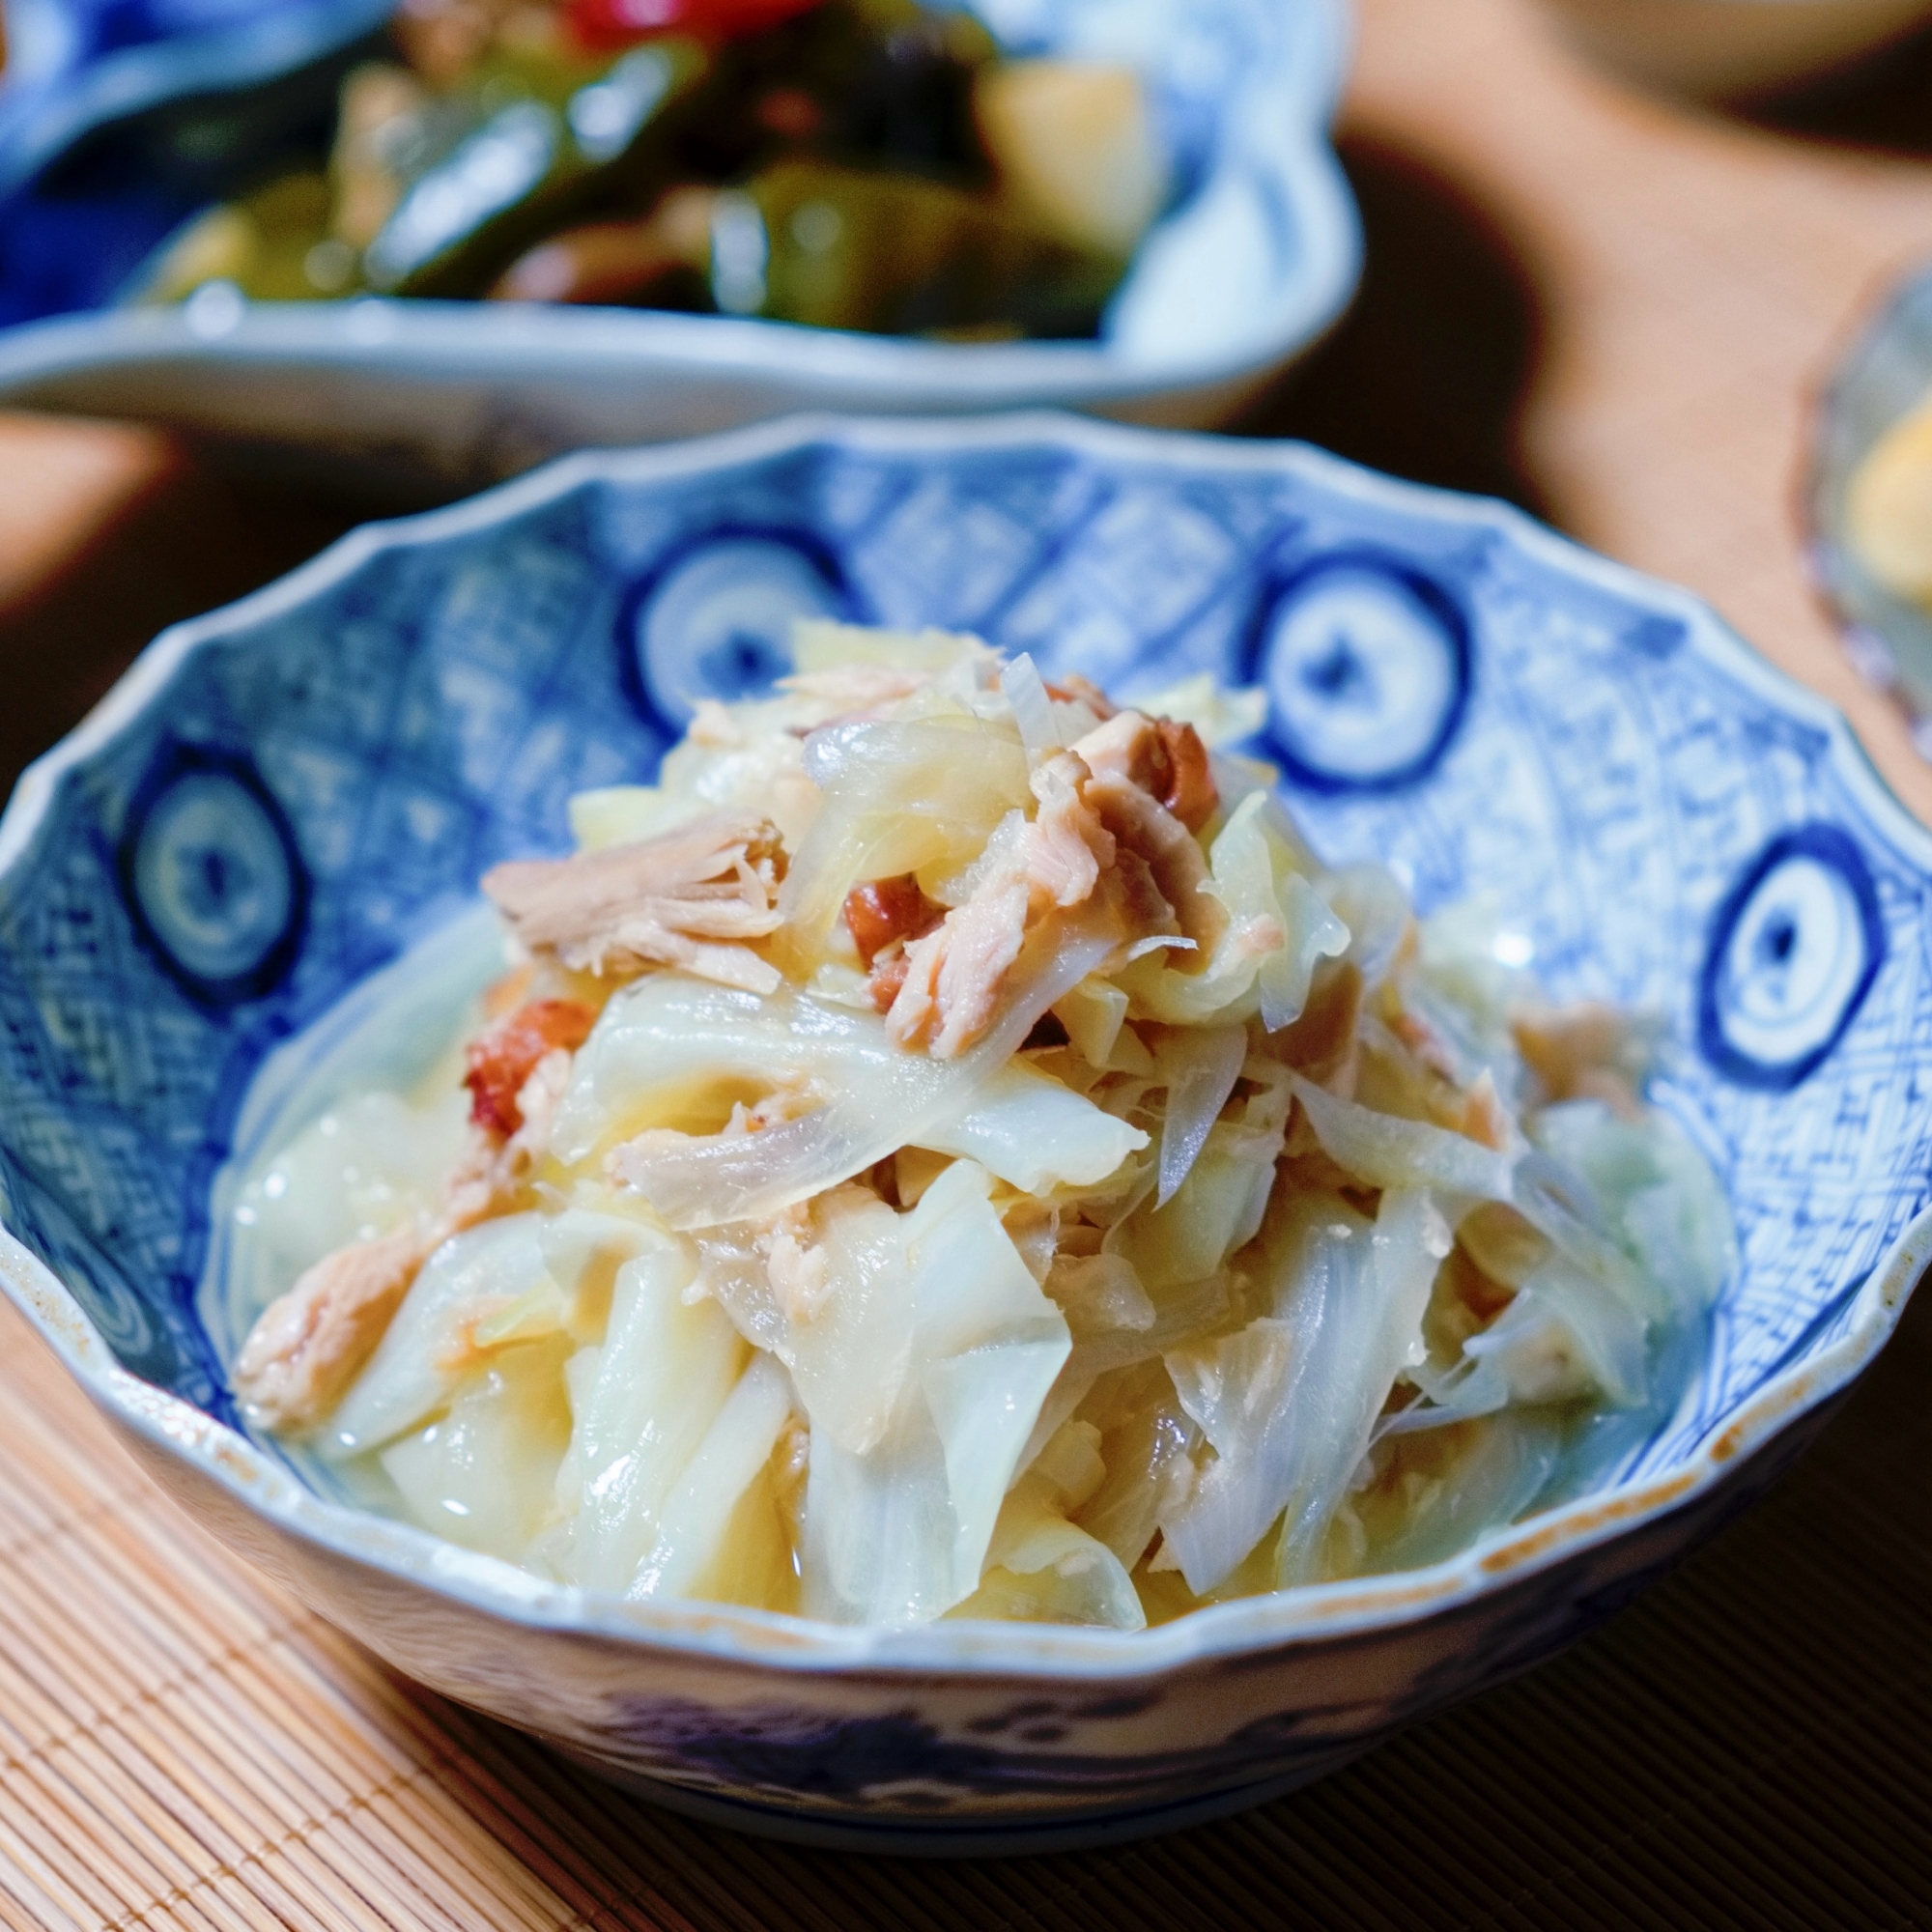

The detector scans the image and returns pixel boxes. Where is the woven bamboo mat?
[10,0,1932,1922]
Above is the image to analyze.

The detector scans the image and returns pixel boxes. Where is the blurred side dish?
[128,0,1169,338]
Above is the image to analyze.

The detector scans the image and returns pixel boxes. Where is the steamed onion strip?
[800,1161,1070,1624]
[778,718,1032,965]
[1154,1023,1249,1207]
[627,1350,795,1602]
[1288,1072,1518,1202]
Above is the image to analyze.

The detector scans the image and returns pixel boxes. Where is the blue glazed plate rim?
[0,0,1359,410]
[4,409,1928,1683]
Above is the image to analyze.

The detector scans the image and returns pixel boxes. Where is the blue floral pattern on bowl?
[2,413,1927,1853]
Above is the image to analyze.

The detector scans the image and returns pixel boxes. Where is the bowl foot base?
[545,1740,1375,1858]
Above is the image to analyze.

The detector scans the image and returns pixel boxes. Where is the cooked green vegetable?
[130,0,1167,339]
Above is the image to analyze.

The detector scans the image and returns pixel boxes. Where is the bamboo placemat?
[10,0,1932,1922]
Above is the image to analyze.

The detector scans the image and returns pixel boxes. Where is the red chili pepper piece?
[565,0,821,53]
[465,998,598,1139]
[842,874,942,969]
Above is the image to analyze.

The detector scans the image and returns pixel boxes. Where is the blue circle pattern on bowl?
[118,741,309,1007]
[2,417,1929,1838]
[1695,823,1885,1094]
[1243,547,1473,794]
[618,526,862,731]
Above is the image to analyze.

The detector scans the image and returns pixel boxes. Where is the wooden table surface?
[7,0,1932,1923]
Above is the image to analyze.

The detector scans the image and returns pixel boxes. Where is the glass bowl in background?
[1807,260,1932,752]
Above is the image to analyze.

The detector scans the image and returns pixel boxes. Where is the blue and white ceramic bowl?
[0,0,1358,484]
[3,414,1928,1855]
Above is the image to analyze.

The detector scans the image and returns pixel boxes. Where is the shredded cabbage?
[1115,792,1349,1030]
[226,622,1731,1631]
[798,1161,1071,1624]
[1158,1188,1448,1593]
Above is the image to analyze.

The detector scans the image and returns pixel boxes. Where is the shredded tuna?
[1026,753,1114,910]
[886,754,1115,1057]
[1513,1002,1644,1118]
[1045,672,1117,721]
[1459,1069,1513,1151]
[888,875,1032,1057]
[868,945,913,1013]
[1071,711,1154,788]
[233,1226,423,1432]
[441,1045,576,1234]
[1390,1008,1461,1087]
[723,1088,818,1136]
[761,1202,832,1322]
[1071,710,1218,832]
[781,665,933,726]
[508,1047,573,1163]
[1082,771,1227,963]
[483,810,784,992]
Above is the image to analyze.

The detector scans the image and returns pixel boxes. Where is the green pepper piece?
[718,157,1126,338]
[129,170,360,305]
[367,34,709,298]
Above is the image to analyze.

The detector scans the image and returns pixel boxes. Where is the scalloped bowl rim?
[2,410,1926,1683]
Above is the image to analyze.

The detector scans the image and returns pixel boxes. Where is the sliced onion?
[627,1352,795,1601]
[1158,1188,1446,1594]
[1289,1073,1516,1202]
[1154,1022,1248,1206]
[999,652,1063,760]
[1513,1150,1665,1321]
[778,719,1030,962]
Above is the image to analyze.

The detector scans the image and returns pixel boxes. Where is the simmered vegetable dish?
[132,0,1168,337]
